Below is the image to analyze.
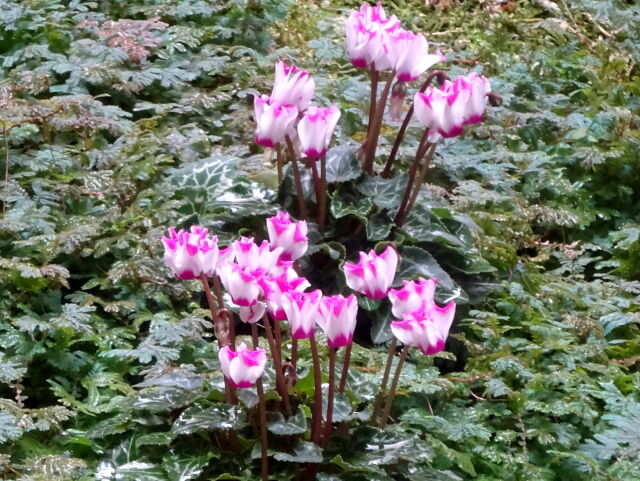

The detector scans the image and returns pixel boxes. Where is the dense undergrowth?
[1,0,639,480]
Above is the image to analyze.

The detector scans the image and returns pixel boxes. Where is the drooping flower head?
[388,29,444,82]
[254,94,298,148]
[282,290,323,339]
[318,294,358,347]
[388,277,437,318]
[344,246,398,300]
[297,106,341,158]
[270,61,315,110]
[345,2,401,70]
[390,301,456,355]
[161,226,219,280]
[260,271,310,321]
[266,211,308,261]
[414,80,467,142]
[457,72,491,125]
[219,343,267,388]
[414,73,492,142]
[218,263,262,307]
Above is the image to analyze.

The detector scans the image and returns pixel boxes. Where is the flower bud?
[219,343,267,388]
[389,81,407,122]
[239,302,265,324]
[487,91,502,107]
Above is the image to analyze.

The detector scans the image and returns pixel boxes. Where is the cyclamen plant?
[162,2,499,479]
[162,215,455,480]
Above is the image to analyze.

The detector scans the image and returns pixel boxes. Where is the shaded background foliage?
[0,0,639,480]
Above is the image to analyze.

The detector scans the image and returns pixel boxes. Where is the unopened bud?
[487,92,502,107]
[389,81,407,122]
[435,71,450,87]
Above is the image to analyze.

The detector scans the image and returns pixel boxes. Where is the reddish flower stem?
[322,347,337,447]
[274,318,283,376]
[394,131,431,225]
[309,336,323,445]
[285,135,307,220]
[262,313,292,417]
[370,337,397,425]
[338,343,352,394]
[309,157,323,222]
[400,142,438,225]
[381,70,447,178]
[276,144,283,184]
[319,154,327,231]
[379,344,410,428]
[362,63,378,151]
[291,338,298,370]
[200,275,234,405]
[363,71,396,174]
[251,324,269,481]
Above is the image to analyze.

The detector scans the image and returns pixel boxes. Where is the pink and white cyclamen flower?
[282,290,323,339]
[219,343,267,388]
[297,106,341,158]
[390,301,456,355]
[459,72,491,125]
[345,2,401,70]
[254,94,298,148]
[388,29,444,82]
[266,211,308,261]
[344,246,399,300]
[233,237,283,278]
[218,263,262,307]
[414,73,491,142]
[270,61,315,110]
[414,80,467,142]
[260,271,310,321]
[318,294,358,348]
[388,277,438,318]
[161,226,219,280]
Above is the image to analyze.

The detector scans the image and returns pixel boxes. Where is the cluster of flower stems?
[278,66,501,231]
[197,271,415,480]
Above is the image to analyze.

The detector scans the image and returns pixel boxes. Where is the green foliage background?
[0,0,639,480]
